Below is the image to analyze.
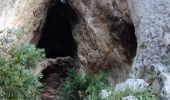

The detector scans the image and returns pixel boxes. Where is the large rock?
[160,73,170,99]
[115,79,148,92]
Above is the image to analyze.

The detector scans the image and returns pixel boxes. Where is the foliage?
[109,87,158,100]
[58,69,111,100]
[0,27,26,50]
[9,42,45,69]
[0,28,45,99]
[6,27,27,38]
[86,72,110,100]
[58,68,158,100]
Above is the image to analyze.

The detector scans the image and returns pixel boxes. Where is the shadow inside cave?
[36,0,77,58]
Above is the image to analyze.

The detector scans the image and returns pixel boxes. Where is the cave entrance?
[111,18,137,63]
[33,1,78,99]
[119,22,137,61]
[36,1,77,58]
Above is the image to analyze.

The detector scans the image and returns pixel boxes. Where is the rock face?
[69,0,137,82]
[128,0,170,98]
[0,0,53,43]
[0,0,47,30]
[0,0,170,99]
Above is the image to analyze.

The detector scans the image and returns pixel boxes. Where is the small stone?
[99,89,111,99]
[122,96,138,100]
[160,73,170,99]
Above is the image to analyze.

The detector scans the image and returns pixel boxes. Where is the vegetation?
[0,28,45,99]
[109,87,158,100]
[58,69,111,100]
[58,69,158,100]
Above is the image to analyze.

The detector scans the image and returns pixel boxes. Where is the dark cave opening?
[111,18,137,63]
[118,22,137,59]
[36,0,77,58]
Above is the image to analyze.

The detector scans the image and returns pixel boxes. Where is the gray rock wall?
[128,0,170,99]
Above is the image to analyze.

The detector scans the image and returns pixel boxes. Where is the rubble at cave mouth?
[36,0,77,59]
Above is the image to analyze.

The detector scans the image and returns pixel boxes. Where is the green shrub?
[86,72,111,100]
[0,28,45,99]
[58,68,158,100]
[58,69,111,100]
[0,64,42,99]
[9,42,45,69]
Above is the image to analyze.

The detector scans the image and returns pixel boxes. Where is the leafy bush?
[0,28,45,99]
[9,42,45,69]
[86,72,111,100]
[58,69,111,100]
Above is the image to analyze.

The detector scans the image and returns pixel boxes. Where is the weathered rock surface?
[69,0,137,82]
[115,79,148,92]
[128,0,170,99]
[0,0,53,43]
